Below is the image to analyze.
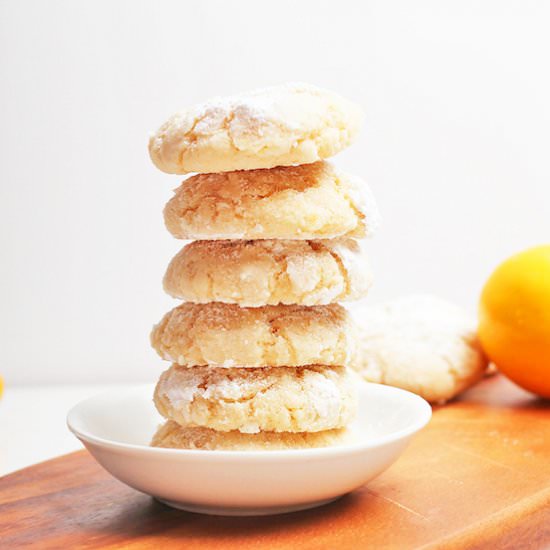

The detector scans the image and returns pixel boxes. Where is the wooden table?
[1,375,549,549]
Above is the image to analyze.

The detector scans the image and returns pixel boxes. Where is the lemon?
[479,245,550,397]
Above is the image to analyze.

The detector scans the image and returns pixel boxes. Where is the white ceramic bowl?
[67,382,431,516]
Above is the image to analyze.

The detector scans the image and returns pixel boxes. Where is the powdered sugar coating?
[345,173,381,237]
[326,239,372,300]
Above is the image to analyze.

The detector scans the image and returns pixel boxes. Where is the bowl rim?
[67,382,432,461]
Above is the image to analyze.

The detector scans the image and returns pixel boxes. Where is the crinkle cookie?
[351,294,489,403]
[151,421,353,451]
[151,302,355,368]
[163,239,372,307]
[153,365,357,433]
[149,83,363,174]
[163,161,378,240]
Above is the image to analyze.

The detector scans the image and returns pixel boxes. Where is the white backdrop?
[1,1,549,384]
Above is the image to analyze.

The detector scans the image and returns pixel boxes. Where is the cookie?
[352,294,489,403]
[153,365,357,433]
[149,83,363,174]
[151,302,355,368]
[163,239,372,306]
[151,421,353,450]
[163,161,378,240]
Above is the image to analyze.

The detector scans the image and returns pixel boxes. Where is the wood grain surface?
[1,375,549,549]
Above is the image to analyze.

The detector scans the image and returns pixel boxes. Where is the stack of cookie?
[148,84,379,450]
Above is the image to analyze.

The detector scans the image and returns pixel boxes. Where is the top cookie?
[149,83,363,174]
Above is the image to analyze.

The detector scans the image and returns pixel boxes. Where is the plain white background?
[1,1,549,385]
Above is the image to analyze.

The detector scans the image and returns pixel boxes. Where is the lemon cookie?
[352,294,489,403]
[151,302,355,367]
[163,239,372,306]
[163,161,378,240]
[153,365,357,433]
[151,421,353,450]
[149,83,363,174]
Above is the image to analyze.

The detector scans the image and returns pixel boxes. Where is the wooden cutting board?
[1,375,549,549]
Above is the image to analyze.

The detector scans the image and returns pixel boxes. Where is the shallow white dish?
[67,382,431,516]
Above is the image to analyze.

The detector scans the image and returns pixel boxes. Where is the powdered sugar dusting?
[345,173,381,236]
[326,239,372,296]
[190,83,325,136]
[307,370,343,420]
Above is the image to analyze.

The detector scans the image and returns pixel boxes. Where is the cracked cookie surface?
[151,302,355,368]
[151,421,353,450]
[352,294,489,403]
[163,161,378,240]
[153,365,357,433]
[148,83,363,174]
[163,239,372,306]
